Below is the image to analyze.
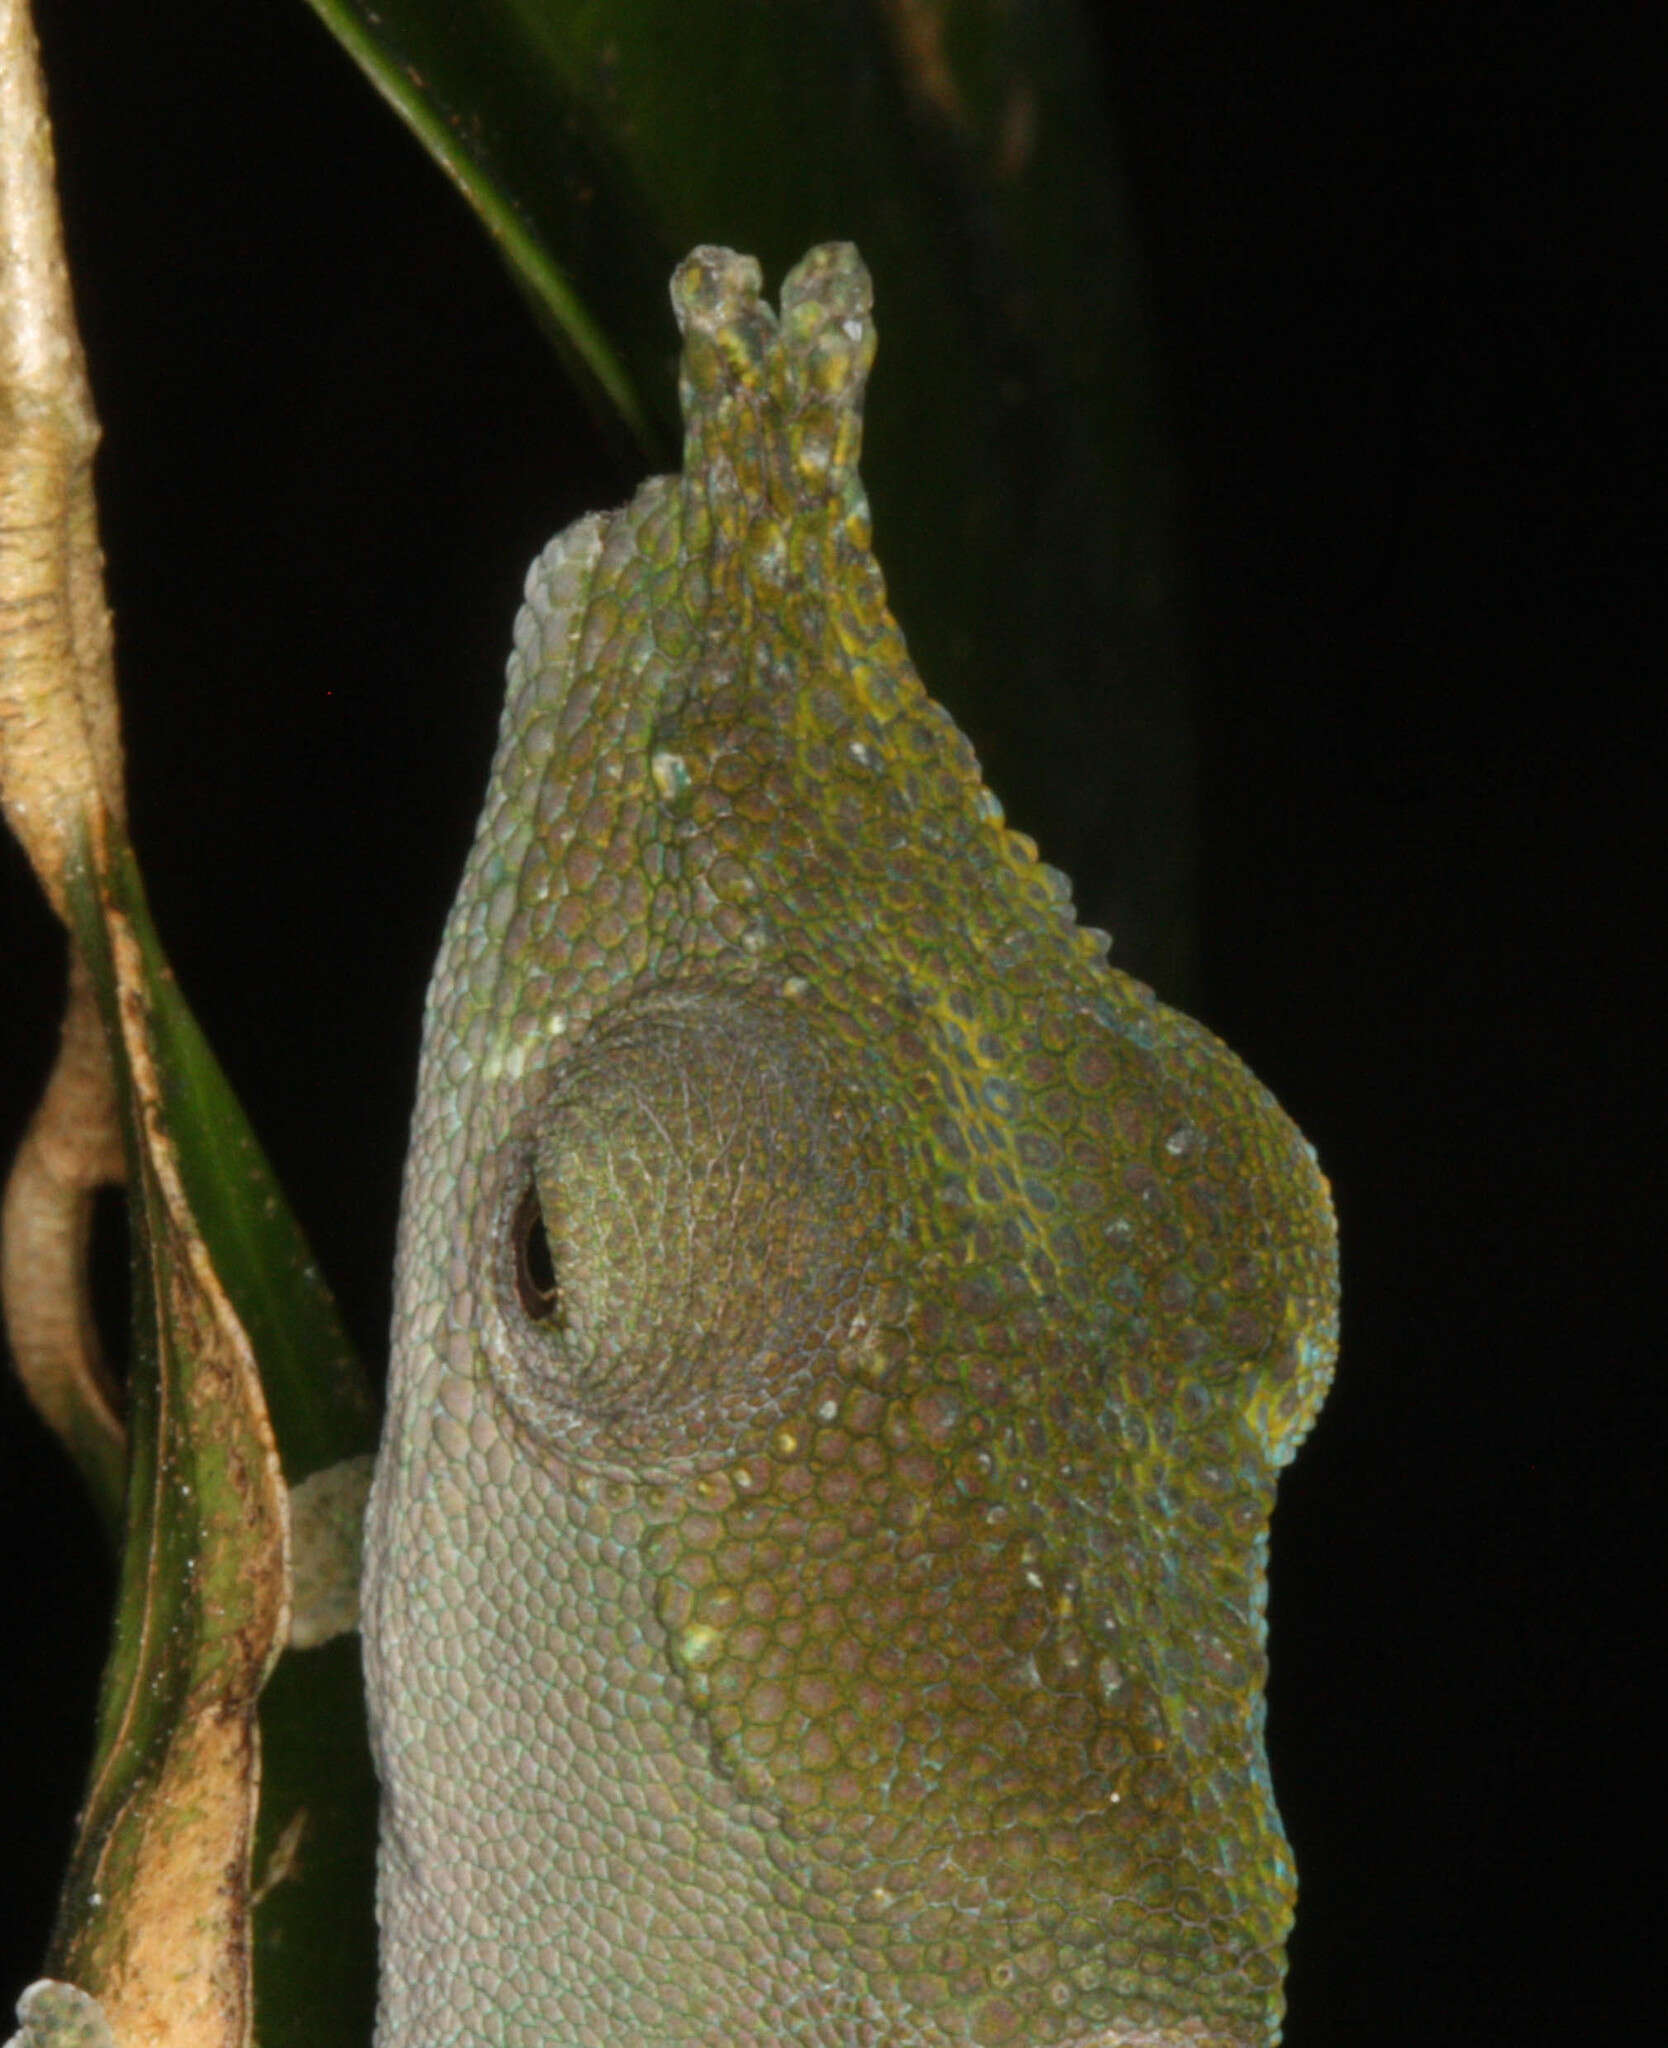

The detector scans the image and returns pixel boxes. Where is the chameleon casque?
[361,245,1338,2048]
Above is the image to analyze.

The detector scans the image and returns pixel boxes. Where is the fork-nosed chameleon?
[362,243,1337,2048]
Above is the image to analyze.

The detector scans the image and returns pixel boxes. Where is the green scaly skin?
[362,244,1338,2048]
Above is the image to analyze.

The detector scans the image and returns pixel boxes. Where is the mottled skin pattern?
[362,245,1338,2048]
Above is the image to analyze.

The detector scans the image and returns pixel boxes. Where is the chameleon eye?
[511,1185,559,1323]
[486,989,875,1470]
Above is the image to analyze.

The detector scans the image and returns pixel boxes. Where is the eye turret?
[490,989,875,1471]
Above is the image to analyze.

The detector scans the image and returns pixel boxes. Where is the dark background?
[3,5,1657,2043]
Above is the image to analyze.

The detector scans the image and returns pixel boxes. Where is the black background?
[3,5,1658,2043]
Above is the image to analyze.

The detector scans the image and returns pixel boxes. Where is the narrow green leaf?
[247,1636,378,2048]
[47,842,290,2047]
[115,867,381,2046]
[119,877,376,1486]
[46,839,377,2048]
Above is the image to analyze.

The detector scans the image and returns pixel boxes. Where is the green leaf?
[109,866,381,2047]
[301,0,1197,987]
[247,1636,378,2048]
[46,838,377,2048]
[116,862,376,1487]
[41,839,289,2045]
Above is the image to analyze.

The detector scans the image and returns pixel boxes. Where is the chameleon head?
[362,245,1338,2048]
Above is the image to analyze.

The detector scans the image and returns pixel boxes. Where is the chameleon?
[361,243,1338,2048]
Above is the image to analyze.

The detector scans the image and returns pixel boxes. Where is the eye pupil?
[513,1187,559,1322]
